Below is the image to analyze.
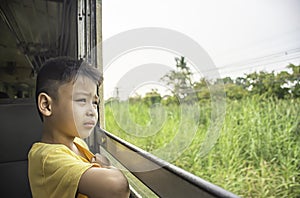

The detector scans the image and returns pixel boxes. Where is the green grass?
[105,97,300,197]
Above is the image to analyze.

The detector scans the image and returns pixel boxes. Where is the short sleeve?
[42,148,93,198]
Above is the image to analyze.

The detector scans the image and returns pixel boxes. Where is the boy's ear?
[37,93,53,117]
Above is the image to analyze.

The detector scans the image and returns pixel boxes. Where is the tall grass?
[105,97,300,197]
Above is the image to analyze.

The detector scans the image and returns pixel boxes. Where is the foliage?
[106,59,300,197]
[142,89,162,106]
[143,58,300,103]
[287,64,300,98]
[161,56,194,99]
[105,97,300,197]
[193,78,211,101]
[226,63,300,99]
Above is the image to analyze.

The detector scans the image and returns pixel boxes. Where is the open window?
[0,1,239,197]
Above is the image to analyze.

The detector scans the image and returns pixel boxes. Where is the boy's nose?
[86,108,96,117]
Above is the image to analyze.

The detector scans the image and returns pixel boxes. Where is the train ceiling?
[0,0,77,73]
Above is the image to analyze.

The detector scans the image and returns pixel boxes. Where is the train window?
[0,1,240,197]
[101,147,158,198]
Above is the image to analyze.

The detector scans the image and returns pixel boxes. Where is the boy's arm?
[78,154,130,198]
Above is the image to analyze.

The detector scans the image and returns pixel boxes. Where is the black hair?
[35,56,103,121]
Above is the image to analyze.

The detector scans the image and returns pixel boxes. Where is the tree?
[129,93,142,104]
[161,56,194,100]
[235,76,248,88]
[244,70,290,99]
[142,89,162,106]
[214,77,249,100]
[161,95,179,106]
[287,64,300,98]
[224,83,249,100]
[193,78,211,101]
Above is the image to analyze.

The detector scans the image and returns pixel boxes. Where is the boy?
[28,57,129,198]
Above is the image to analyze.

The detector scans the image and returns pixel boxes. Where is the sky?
[102,0,300,99]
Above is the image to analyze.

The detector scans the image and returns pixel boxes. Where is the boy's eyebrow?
[73,92,99,98]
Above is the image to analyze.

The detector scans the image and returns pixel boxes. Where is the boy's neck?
[41,131,87,160]
[41,128,75,150]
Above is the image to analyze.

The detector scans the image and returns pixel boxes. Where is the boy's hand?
[92,153,111,168]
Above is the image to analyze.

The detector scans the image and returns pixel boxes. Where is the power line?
[191,50,300,76]
[219,55,300,75]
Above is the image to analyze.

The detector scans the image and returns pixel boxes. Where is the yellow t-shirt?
[28,137,100,198]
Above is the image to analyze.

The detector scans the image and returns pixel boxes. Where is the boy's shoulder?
[28,141,69,160]
[28,137,89,160]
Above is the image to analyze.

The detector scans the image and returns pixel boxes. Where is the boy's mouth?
[83,121,96,128]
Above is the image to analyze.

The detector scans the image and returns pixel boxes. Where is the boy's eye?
[76,99,86,103]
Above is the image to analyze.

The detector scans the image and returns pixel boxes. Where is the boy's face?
[52,75,99,139]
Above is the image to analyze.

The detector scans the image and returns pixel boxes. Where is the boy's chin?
[77,130,93,139]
